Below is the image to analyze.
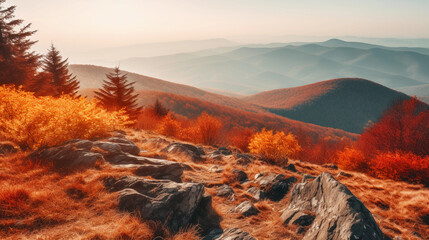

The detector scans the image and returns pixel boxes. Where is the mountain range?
[114,39,429,96]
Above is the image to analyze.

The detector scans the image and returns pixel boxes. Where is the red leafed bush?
[358,97,429,157]
[371,151,429,185]
[195,112,223,145]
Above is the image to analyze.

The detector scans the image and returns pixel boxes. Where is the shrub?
[157,113,181,137]
[248,129,301,165]
[135,107,163,131]
[335,147,369,172]
[195,112,223,145]
[0,86,130,149]
[371,151,429,185]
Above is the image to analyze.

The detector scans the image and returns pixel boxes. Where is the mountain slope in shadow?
[243,78,414,133]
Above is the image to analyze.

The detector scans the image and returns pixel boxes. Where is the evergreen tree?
[0,0,39,86]
[94,67,142,119]
[41,44,79,97]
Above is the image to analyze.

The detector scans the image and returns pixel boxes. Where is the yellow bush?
[248,129,301,164]
[0,86,130,150]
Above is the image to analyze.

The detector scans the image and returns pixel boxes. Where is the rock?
[0,141,19,155]
[232,169,248,183]
[235,154,254,165]
[214,147,232,156]
[104,176,220,234]
[230,201,259,217]
[302,174,315,182]
[207,153,223,161]
[215,228,255,240]
[161,142,205,161]
[191,194,222,236]
[216,184,234,198]
[282,211,315,227]
[336,172,353,178]
[247,187,265,201]
[103,137,141,155]
[27,140,103,169]
[135,161,184,182]
[281,172,384,240]
[255,173,297,201]
[283,163,297,172]
[323,163,338,170]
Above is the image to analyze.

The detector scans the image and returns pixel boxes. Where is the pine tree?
[41,44,79,97]
[94,67,142,119]
[0,0,39,86]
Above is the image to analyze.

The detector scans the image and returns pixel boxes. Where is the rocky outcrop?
[105,176,221,234]
[27,138,184,181]
[27,139,103,169]
[247,187,265,201]
[161,142,205,161]
[230,201,259,217]
[215,228,255,240]
[281,172,384,240]
[254,173,297,201]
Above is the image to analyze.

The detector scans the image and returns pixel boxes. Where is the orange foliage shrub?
[157,113,181,137]
[0,86,130,150]
[336,147,369,172]
[248,129,301,165]
[371,151,429,185]
[195,112,223,145]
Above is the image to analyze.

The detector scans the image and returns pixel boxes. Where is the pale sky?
[8,0,429,53]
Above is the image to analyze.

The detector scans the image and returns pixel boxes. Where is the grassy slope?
[1,130,427,239]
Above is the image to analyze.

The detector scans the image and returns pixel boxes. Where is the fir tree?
[94,67,142,119]
[41,44,79,97]
[0,0,39,86]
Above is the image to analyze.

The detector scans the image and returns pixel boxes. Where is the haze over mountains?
[112,39,429,96]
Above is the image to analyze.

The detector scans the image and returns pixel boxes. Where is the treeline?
[0,0,141,118]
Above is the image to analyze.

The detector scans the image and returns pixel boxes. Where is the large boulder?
[215,228,255,240]
[254,173,297,201]
[161,142,205,161]
[281,172,384,240]
[135,160,184,182]
[27,139,103,169]
[104,176,221,234]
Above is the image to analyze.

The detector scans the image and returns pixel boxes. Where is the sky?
[7,0,429,54]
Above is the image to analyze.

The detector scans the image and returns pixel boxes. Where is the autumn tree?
[0,0,39,86]
[41,44,79,97]
[94,67,142,119]
[358,97,429,156]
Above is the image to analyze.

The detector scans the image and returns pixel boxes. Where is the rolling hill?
[243,78,413,133]
[116,39,429,95]
[69,64,266,114]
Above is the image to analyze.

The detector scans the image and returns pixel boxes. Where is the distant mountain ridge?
[243,78,415,133]
[116,39,429,95]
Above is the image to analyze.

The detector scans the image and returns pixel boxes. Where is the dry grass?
[0,152,198,239]
[1,130,428,239]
